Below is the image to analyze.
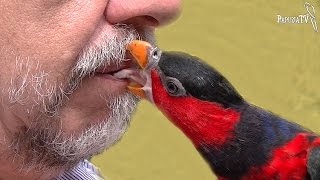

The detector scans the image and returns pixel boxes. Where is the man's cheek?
[3,0,105,64]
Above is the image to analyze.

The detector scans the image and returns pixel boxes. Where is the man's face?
[0,0,180,175]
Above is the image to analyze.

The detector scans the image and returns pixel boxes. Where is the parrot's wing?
[307,146,320,180]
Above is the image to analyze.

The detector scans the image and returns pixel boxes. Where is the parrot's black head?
[157,51,244,108]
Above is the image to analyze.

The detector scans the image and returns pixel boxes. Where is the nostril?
[142,16,159,26]
[125,16,160,27]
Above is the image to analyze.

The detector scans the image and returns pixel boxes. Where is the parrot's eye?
[151,48,161,60]
[166,81,179,94]
[163,77,187,97]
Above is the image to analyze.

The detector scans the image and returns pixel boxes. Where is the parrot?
[120,40,320,180]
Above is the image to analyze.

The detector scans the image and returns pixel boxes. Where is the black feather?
[307,146,320,180]
[159,51,243,108]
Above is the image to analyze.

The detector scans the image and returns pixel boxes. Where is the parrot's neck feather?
[163,99,241,147]
[197,104,308,178]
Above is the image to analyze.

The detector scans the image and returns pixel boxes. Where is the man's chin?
[9,92,139,172]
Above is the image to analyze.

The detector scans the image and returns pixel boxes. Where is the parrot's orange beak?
[126,40,152,69]
[127,82,145,98]
[126,40,152,99]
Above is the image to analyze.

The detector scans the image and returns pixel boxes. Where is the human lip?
[95,60,131,74]
[94,64,131,87]
[94,54,142,85]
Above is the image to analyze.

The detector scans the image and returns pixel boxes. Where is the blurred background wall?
[93,0,320,179]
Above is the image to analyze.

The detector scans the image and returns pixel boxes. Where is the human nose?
[105,0,181,26]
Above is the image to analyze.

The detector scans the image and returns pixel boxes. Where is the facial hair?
[7,24,154,173]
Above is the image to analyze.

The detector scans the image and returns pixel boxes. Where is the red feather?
[240,133,313,180]
[151,69,240,147]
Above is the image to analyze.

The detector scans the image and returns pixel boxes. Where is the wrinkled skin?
[0,0,181,179]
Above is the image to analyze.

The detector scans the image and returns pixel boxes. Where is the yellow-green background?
[93,0,320,179]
